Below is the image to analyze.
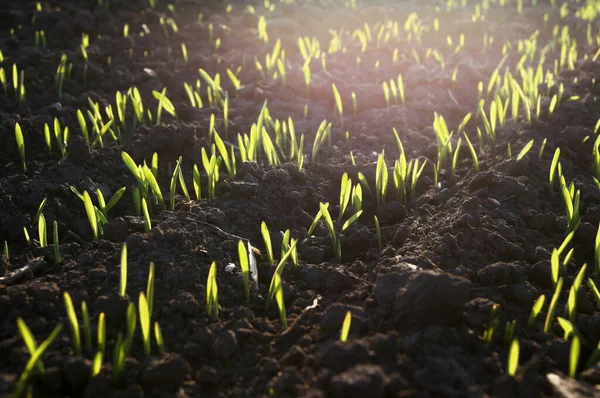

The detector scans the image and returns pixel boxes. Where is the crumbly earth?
[1,0,600,397]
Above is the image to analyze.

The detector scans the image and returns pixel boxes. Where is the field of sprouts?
[3,0,600,396]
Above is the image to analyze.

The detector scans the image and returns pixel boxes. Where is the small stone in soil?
[375,270,471,331]
[212,329,239,361]
[477,262,519,286]
[317,340,369,373]
[63,356,91,390]
[141,353,191,392]
[330,364,388,398]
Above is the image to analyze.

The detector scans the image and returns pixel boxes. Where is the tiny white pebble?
[487,198,501,206]
[225,263,236,272]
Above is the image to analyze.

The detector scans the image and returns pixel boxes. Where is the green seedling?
[357,172,374,200]
[551,248,560,286]
[261,221,274,267]
[341,210,363,232]
[483,304,500,346]
[433,112,452,166]
[321,203,339,261]
[589,278,600,310]
[375,151,388,207]
[96,187,126,219]
[63,292,82,355]
[544,277,564,333]
[34,199,47,226]
[206,261,219,318]
[516,139,534,161]
[170,157,182,211]
[24,227,30,244]
[340,311,352,342]
[539,139,547,160]
[0,67,5,98]
[303,65,311,96]
[227,68,241,90]
[13,64,25,105]
[272,272,287,329]
[507,339,519,377]
[566,264,587,323]
[38,213,47,248]
[527,294,545,329]
[595,223,600,280]
[238,240,250,301]
[143,165,166,209]
[560,177,580,235]
[82,301,92,354]
[83,191,99,240]
[14,324,62,397]
[92,350,102,377]
[56,54,67,99]
[451,137,462,178]
[463,132,479,172]
[77,109,89,144]
[338,173,352,222]
[563,249,575,266]
[124,302,137,355]
[139,293,151,356]
[113,306,136,384]
[549,148,560,192]
[557,232,574,257]
[49,118,69,158]
[557,317,580,341]
[504,320,516,347]
[52,221,61,263]
[154,322,165,355]
[120,244,127,297]
[570,335,580,378]
[352,183,363,215]
[280,230,298,267]
[181,43,188,64]
[151,153,158,179]
[17,318,45,374]
[398,74,405,105]
[266,240,298,311]
[383,81,390,107]
[147,262,155,317]
[193,164,202,200]
[410,158,426,199]
[152,88,176,125]
[311,120,330,163]
[297,135,305,170]
[201,147,220,200]
[15,123,25,171]
[97,312,106,357]
[142,198,151,232]
[374,215,382,251]
[214,131,235,178]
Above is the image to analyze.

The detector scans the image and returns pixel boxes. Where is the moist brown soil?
[1,0,600,397]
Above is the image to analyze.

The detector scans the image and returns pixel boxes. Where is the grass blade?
[82,191,98,240]
[120,244,127,297]
[139,293,151,356]
[238,240,250,301]
[340,311,352,342]
[63,292,81,355]
[14,324,62,398]
[507,339,519,376]
[17,318,44,373]
[261,221,274,267]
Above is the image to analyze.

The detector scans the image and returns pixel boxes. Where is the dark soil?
[1,0,600,397]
